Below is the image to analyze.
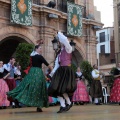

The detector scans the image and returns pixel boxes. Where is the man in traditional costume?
[48,32,76,113]
[3,57,17,107]
[91,64,103,105]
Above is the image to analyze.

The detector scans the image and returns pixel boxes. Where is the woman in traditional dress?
[110,63,120,105]
[48,32,76,113]
[0,61,10,109]
[7,45,52,112]
[72,67,89,105]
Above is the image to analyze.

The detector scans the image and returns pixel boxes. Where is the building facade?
[96,27,115,74]
[113,0,120,64]
[0,0,103,69]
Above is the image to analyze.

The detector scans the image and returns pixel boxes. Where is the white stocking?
[63,93,71,105]
[57,96,65,107]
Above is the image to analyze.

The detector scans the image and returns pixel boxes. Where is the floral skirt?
[0,79,10,106]
[48,66,76,97]
[110,77,120,102]
[72,80,89,102]
[7,67,48,108]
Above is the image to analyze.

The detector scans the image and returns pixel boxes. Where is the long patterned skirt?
[72,80,89,102]
[110,77,120,102]
[48,66,76,97]
[7,67,48,108]
[0,79,10,106]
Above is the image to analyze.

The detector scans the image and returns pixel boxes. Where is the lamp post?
[52,37,58,51]
[52,38,76,53]
[70,40,76,52]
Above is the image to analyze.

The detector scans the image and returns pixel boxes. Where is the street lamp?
[52,37,58,51]
[70,40,76,52]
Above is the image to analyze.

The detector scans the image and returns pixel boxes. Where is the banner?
[11,0,32,26]
[67,2,83,36]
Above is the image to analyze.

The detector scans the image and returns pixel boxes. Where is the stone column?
[86,0,94,19]
[85,24,97,65]
[113,0,119,64]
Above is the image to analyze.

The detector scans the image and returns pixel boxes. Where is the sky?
[94,0,113,27]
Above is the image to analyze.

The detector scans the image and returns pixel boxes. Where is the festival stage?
[0,104,119,120]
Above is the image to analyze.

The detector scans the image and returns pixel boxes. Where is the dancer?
[110,62,120,105]
[72,67,89,105]
[7,45,52,112]
[0,61,10,109]
[48,32,76,113]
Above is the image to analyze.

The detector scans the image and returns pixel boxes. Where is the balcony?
[32,0,86,18]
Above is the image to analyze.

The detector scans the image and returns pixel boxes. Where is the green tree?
[16,43,34,77]
[80,61,93,86]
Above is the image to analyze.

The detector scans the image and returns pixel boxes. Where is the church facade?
[0,0,103,68]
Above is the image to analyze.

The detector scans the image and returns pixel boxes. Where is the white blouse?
[91,69,100,79]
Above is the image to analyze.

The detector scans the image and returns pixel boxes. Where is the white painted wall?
[96,27,114,59]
